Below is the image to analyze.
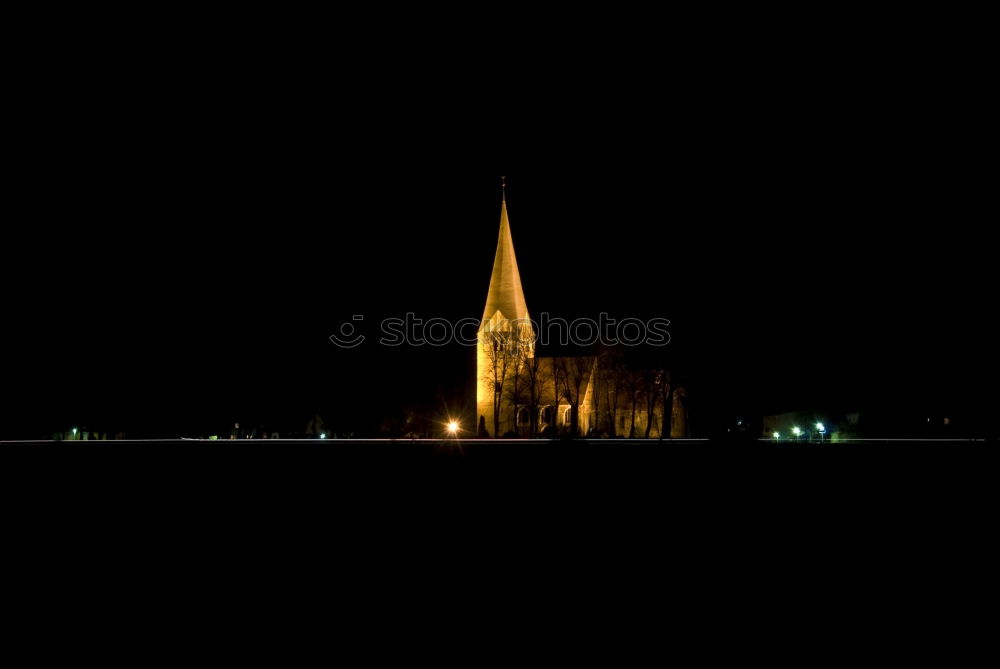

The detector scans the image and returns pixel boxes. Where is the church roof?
[482,198,530,325]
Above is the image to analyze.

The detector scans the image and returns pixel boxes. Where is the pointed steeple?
[481,195,529,326]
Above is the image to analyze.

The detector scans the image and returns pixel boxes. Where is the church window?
[541,406,554,425]
[518,408,531,426]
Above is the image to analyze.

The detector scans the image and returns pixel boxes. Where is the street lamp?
[792,426,802,440]
[773,431,781,440]
[447,421,460,437]
[816,422,827,443]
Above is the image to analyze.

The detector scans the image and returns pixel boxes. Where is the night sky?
[2,136,992,438]
[6,21,999,630]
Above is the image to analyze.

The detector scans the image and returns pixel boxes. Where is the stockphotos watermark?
[329,313,671,349]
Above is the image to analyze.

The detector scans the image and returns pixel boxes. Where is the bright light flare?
[792,427,802,437]
[447,421,460,435]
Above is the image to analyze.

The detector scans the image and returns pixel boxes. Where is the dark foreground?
[2,437,993,459]
[3,438,996,584]
[3,437,995,492]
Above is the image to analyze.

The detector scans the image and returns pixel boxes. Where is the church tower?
[478,183,535,437]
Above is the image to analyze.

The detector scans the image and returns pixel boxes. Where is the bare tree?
[560,356,594,437]
[644,368,662,439]
[548,358,565,437]
[505,342,530,436]
[482,327,516,439]
[522,353,545,438]
[622,365,644,439]
[597,348,625,437]
[658,370,674,440]
[672,384,689,438]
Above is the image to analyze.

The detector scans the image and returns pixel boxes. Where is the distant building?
[476,195,687,438]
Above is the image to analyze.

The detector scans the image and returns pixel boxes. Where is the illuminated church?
[476,192,687,439]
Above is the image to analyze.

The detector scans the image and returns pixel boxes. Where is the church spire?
[481,187,529,326]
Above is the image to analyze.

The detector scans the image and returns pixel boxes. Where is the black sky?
[1,106,993,438]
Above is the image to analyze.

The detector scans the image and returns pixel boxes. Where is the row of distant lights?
[317,422,461,440]
[72,422,820,441]
[64,427,460,441]
[773,423,826,440]
[76,421,830,440]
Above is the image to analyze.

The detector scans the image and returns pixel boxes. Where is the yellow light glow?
[447,421,460,435]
